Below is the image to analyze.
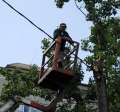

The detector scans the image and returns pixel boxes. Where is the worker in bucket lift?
[53,23,72,68]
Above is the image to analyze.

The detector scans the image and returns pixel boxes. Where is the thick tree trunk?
[93,61,109,112]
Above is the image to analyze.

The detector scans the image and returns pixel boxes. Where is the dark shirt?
[53,29,71,51]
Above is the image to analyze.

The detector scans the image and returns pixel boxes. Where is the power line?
[2,0,53,39]
[2,0,86,40]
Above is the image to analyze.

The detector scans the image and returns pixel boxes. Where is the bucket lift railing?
[39,36,79,78]
[39,41,55,78]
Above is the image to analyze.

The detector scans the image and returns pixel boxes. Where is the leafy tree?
[82,17,120,112]
[0,65,41,102]
[54,0,120,112]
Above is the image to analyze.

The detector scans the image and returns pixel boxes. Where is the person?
[53,23,72,68]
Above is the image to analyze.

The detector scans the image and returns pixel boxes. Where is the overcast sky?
[0,0,92,83]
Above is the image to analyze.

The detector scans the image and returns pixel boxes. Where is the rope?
[2,0,53,39]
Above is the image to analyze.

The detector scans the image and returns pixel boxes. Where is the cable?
[2,0,53,39]
[2,0,86,40]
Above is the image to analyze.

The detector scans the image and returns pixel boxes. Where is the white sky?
[0,0,92,83]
